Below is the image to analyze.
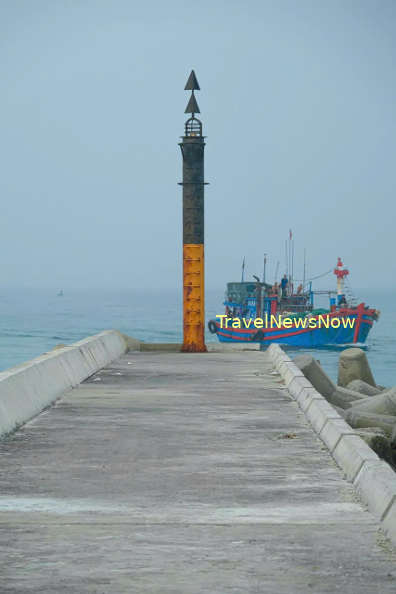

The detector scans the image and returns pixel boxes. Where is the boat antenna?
[291,231,294,291]
[292,239,294,285]
[274,260,279,283]
[241,256,246,283]
[303,248,306,289]
[289,229,293,291]
[262,253,267,284]
[285,240,288,277]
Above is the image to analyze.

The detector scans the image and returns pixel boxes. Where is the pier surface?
[1,349,396,593]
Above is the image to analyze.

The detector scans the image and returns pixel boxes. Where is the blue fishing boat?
[208,257,379,347]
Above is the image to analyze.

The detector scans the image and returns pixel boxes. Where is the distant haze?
[1,1,395,292]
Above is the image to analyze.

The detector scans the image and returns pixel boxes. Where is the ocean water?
[0,287,395,387]
[0,288,223,371]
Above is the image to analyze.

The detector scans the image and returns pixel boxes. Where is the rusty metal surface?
[182,244,206,352]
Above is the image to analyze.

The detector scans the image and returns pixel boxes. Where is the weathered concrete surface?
[338,348,376,388]
[293,354,365,409]
[1,350,396,593]
[347,379,382,396]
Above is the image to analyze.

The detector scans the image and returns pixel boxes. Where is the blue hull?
[210,313,374,347]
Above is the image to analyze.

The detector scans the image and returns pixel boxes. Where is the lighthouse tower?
[179,70,207,352]
[334,257,349,306]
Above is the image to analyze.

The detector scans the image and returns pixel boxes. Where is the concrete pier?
[1,348,396,593]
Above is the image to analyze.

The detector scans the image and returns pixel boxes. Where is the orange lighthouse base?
[181,244,207,352]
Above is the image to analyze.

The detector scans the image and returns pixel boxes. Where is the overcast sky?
[1,0,395,291]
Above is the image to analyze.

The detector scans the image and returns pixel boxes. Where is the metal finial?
[184,92,200,114]
[184,70,200,91]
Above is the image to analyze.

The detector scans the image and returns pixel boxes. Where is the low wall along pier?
[267,343,396,547]
[0,330,132,438]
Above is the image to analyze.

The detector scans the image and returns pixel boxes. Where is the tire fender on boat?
[252,330,264,341]
[208,320,218,334]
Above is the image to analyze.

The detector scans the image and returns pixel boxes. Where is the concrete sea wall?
[268,343,396,546]
[0,330,131,438]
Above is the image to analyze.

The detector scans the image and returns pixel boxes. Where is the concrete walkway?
[1,350,395,593]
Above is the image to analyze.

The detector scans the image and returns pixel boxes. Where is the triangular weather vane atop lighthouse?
[183,69,203,137]
[179,70,207,352]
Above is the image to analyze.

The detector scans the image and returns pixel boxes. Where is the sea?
[0,287,395,387]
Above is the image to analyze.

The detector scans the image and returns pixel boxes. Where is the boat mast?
[262,253,267,284]
[274,260,279,283]
[291,231,294,293]
[241,256,246,283]
[288,229,293,295]
[285,240,288,279]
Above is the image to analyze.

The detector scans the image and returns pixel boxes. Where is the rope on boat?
[344,278,358,306]
[294,268,333,283]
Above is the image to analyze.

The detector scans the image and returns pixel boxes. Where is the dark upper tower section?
[180,70,207,352]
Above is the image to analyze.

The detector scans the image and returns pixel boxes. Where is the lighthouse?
[179,70,207,352]
[334,257,349,306]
